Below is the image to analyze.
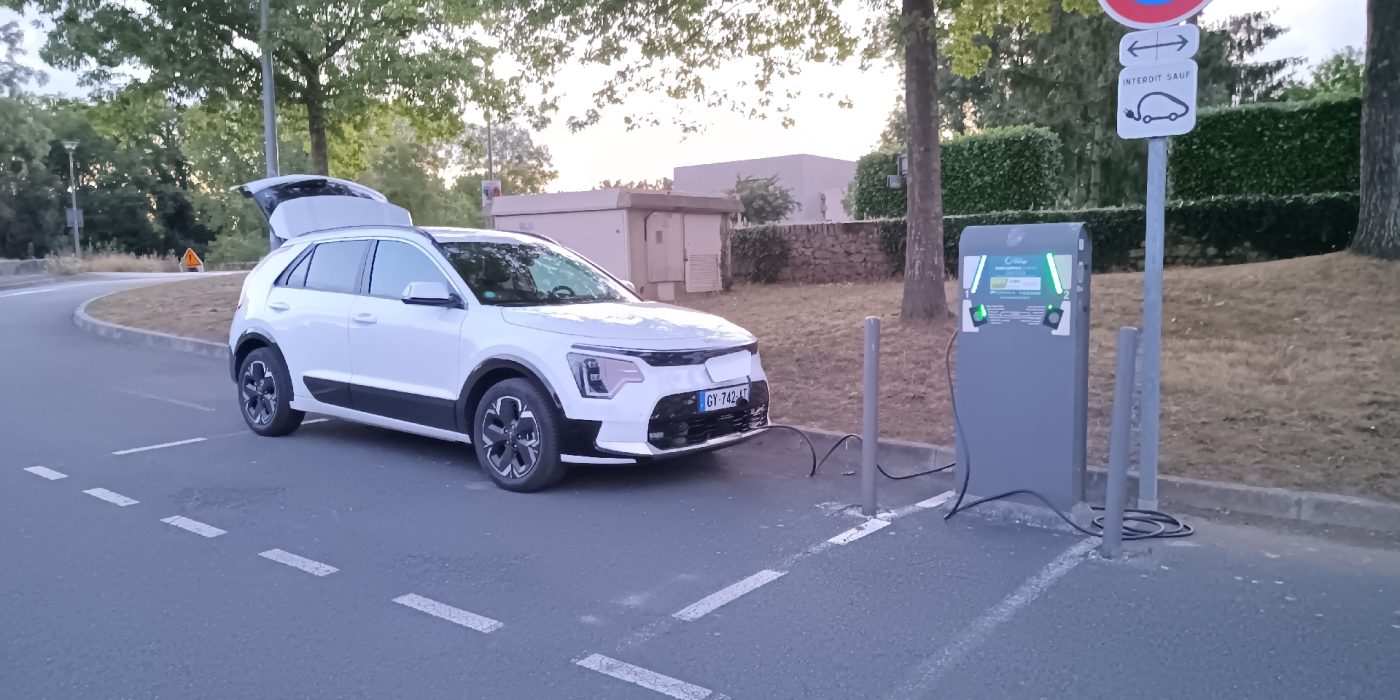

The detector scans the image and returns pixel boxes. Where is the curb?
[786,424,1400,534]
[74,295,229,361]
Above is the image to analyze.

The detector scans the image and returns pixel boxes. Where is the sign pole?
[1139,136,1167,511]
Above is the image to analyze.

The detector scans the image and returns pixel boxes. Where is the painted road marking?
[392,593,503,633]
[575,653,716,700]
[829,518,892,545]
[258,549,338,577]
[24,466,68,480]
[0,281,107,299]
[83,488,139,507]
[884,538,1097,700]
[303,418,330,425]
[160,515,227,538]
[111,437,207,455]
[116,389,216,412]
[673,569,787,622]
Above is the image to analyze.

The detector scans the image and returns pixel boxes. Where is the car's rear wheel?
[238,347,305,437]
[473,378,566,492]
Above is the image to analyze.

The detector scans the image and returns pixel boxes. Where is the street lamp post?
[61,140,80,256]
[259,0,280,252]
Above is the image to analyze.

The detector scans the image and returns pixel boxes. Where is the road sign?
[1119,24,1199,66]
[1117,60,1198,139]
[480,179,502,207]
[182,248,204,272]
[65,207,84,229]
[1098,0,1214,30]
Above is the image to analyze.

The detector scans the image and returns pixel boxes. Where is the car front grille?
[647,381,770,449]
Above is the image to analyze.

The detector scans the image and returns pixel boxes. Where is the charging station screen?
[969,254,1068,328]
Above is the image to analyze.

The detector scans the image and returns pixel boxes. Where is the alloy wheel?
[241,360,277,426]
[480,395,541,479]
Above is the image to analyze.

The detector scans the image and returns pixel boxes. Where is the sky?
[3,1,1367,191]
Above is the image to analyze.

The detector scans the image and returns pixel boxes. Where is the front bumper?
[554,350,770,465]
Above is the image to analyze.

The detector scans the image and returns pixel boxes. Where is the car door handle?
[352,313,377,325]
[268,301,290,311]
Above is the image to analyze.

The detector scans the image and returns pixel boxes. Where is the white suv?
[229,175,770,491]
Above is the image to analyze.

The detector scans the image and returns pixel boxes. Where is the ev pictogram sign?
[1098,0,1215,29]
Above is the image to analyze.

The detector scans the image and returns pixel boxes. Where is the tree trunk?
[899,0,950,324]
[1353,0,1400,259]
[304,75,330,176]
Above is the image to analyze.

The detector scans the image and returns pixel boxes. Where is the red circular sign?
[1098,0,1214,29]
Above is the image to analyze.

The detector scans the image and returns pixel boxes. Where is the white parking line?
[111,437,207,455]
[392,593,503,633]
[116,389,216,412]
[828,518,892,545]
[83,488,139,507]
[160,515,227,538]
[258,549,338,576]
[673,569,787,622]
[24,466,68,480]
[883,538,1097,700]
[303,418,330,425]
[574,653,716,700]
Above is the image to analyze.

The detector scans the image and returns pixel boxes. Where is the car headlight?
[566,353,645,398]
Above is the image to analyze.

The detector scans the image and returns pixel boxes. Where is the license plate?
[698,384,749,412]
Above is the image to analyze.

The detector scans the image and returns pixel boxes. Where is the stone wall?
[731,221,893,285]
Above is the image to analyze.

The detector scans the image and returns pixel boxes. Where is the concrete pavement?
[3,276,1399,699]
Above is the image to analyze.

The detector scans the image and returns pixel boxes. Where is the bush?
[878,192,1360,273]
[848,126,1062,219]
[1171,97,1361,199]
[730,225,791,282]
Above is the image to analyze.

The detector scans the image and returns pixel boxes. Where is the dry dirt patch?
[86,253,1400,500]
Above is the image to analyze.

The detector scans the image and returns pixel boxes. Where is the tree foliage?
[728,175,798,224]
[597,177,673,190]
[452,124,557,196]
[1287,47,1366,101]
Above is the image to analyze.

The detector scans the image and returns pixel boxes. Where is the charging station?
[955,223,1092,514]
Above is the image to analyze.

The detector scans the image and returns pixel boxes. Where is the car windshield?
[438,240,633,306]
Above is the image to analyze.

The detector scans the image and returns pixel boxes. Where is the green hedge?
[877,192,1359,273]
[1171,97,1361,199]
[849,126,1062,219]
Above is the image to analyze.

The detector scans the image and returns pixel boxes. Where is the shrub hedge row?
[1170,97,1361,199]
[849,126,1062,219]
[876,192,1359,274]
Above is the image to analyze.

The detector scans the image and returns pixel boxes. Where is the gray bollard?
[861,316,880,517]
[1102,327,1140,559]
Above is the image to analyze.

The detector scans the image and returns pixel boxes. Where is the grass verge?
[85,253,1399,501]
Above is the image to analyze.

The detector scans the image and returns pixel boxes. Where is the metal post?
[484,121,495,228]
[65,147,80,256]
[1102,327,1140,559]
[260,0,280,251]
[861,316,880,517]
[1139,136,1167,511]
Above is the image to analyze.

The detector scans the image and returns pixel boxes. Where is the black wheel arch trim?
[456,355,566,435]
[231,330,282,382]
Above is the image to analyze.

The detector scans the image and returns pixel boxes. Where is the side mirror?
[401,281,462,308]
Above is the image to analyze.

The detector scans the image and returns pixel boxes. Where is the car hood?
[498,302,755,345]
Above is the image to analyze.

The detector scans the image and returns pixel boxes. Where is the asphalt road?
[3,276,1399,699]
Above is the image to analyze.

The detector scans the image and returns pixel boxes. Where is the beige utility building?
[490,189,741,302]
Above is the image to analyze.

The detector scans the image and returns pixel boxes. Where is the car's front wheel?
[238,347,305,437]
[473,378,566,492]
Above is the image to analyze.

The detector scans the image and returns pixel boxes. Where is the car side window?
[368,240,450,298]
[279,249,314,288]
[303,240,370,294]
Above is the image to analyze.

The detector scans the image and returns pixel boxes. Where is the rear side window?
[304,240,370,293]
[280,249,313,288]
[368,241,450,298]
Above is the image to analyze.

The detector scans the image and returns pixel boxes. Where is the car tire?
[473,378,566,492]
[238,347,305,437]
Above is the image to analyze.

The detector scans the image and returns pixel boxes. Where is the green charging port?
[970,304,990,327]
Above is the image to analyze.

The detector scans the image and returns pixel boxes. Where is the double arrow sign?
[1118,24,1199,66]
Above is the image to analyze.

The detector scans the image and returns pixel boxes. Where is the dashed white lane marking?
[111,437,207,455]
[881,490,957,520]
[0,281,107,299]
[160,516,227,538]
[24,466,68,480]
[673,569,787,622]
[575,653,717,700]
[884,538,1097,700]
[392,594,503,633]
[258,549,338,577]
[829,518,892,545]
[115,389,216,412]
[83,488,139,507]
[303,418,330,425]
